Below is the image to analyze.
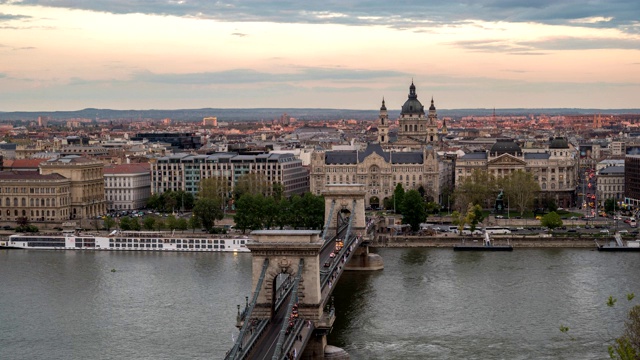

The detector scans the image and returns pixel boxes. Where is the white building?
[104,163,151,211]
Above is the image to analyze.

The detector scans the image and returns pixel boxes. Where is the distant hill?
[1,107,639,122]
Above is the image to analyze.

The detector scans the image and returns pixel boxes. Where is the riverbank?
[371,235,602,248]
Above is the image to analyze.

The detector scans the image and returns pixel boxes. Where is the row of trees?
[146,190,195,212]
[114,214,200,232]
[453,169,541,215]
[233,192,324,233]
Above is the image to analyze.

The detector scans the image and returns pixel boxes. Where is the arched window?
[5,198,9,206]
[13,198,17,207]
[30,198,34,206]
[46,199,50,207]
[22,198,26,206]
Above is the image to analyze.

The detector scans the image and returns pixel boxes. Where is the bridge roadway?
[241,226,360,359]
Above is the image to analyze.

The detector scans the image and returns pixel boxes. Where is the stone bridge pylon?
[323,184,384,271]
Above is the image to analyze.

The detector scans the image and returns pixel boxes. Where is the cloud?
[12,46,35,50]
[129,67,408,85]
[522,36,640,51]
[0,13,31,21]
[231,32,247,37]
[3,0,640,32]
[449,36,640,52]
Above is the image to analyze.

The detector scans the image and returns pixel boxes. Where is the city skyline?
[1,1,639,112]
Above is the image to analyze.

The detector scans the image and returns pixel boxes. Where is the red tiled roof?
[10,159,47,169]
[0,171,67,180]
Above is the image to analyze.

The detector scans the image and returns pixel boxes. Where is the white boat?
[0,230,250,252]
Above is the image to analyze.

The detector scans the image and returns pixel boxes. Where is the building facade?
[310,143,443,208]
[0,172,71,223]
[104,163,151,211]
[39,155,107,220]
[624,155,640,209]
[597,166,624,208]
[455,138,578,208]
[150,152,309,197]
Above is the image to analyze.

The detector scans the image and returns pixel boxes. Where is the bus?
[485,226,512,235]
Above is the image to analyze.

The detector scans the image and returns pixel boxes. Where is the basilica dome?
[400,82,425,116]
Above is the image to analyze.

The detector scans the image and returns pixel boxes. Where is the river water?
[1,248,638,359]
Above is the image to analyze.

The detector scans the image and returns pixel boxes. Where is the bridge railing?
[225,258,270,360]
[321,200,336,243]
[277,318,306,360]
[234,319,269,360]
[272,258,305,360]
[320,200,358,289]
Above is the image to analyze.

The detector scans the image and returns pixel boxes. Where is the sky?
[1,0,640,112]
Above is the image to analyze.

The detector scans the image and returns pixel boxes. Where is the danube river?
[1,248,639,359]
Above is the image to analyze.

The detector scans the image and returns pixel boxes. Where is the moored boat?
[453,231,514,251]
[596,233,640,252]
[0,230,250,252]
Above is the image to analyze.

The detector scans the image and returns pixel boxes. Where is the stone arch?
[369,196,380,209]
[265,261,296,318]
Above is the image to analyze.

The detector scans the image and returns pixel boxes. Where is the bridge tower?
[323,184,384,271]
[323,184,367,237]
[247,230,324,320]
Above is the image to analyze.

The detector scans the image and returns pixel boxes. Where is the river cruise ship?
[0,230,250,252]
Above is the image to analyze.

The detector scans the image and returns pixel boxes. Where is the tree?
[193,197,224,232]
[143,217,156,230]
[499,170,540,216]
[165,214,177,230]
[155,219,166,230]
[176,218,188,231]
[235,173,270,200]
[119,216,132,230]
[402,190,427,232]
[188,215,201,233]
[605,198,617,214]
[130,217,141,231]
[146,193,161,210]
[199,176,231,211]
[103,216,116,231]
[300,192,324,229]
[262,196,278,229]
[393,184,405,214]
[454,169,499,212]
[540,211,563,229]
[451,210,466,233]
[272,182,285,202]
[234,194,266,232]
[465,204,484,232]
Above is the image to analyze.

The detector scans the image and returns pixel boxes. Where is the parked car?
[599,229,610,234]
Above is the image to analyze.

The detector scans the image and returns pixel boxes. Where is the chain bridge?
[225,184,383,360]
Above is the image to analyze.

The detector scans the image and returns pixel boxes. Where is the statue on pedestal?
[495,190,505,214]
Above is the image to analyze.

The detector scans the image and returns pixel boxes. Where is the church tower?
[426,97,439,144]
[378,98,389,144]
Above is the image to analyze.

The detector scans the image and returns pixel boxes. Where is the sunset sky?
[1,1,639,111]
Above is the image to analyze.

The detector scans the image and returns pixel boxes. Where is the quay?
[373,234,606,249]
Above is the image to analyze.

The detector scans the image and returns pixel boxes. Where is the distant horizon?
[3,106,640,113]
